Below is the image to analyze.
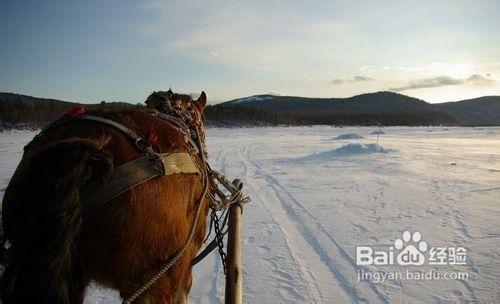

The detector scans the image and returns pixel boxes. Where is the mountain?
[217,91,457,126]
[223,91,431,112]
[2,91,499,129]
[433,96,500,126]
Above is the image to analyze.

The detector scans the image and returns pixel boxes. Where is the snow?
[1,126,499,303]
[0,130,37,203]
[230,95,273,104]
[370,130,386,135]
[291,143,390,162]
[333,133,365,140]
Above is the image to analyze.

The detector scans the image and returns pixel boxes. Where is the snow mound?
[330,143,389,155]
[294,143,391,161]
[370,130,386,135]
[333,133,365,140]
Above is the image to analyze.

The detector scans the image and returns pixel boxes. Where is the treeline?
[1,94,459,130]
[1,98,72,129]
[290,110,456,126]
[204,104,457,126]
[205,105,291,126]
[0,97,136,129]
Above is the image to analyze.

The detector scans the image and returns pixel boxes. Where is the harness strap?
[151,112,200,154]
[191,229,228,266]
[25,112,147,152]
[38,108,241,300]
[152,112,190,135]
[77,114,144,145]
[122,128,209,304]
[82,152,199,219]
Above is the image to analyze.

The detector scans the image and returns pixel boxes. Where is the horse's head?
[145,89,207,124]
[145,89,208,147]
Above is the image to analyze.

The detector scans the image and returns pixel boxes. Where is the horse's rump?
[2,108,209,303]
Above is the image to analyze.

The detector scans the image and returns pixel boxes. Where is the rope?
[122,126,250,303]
[123,128,209,304]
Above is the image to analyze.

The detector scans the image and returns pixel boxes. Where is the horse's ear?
[195,91,207,111]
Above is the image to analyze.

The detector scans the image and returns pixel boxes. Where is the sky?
[1,0,499,104]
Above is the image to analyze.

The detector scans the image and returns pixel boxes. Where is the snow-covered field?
[1,126,499,303]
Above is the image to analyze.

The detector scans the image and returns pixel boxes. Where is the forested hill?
[222,91,431,112]
[213,91,456,126]
[434,96,500,126]
[0,93,136,129]
[214,91,500,126]
[1,91,499,129]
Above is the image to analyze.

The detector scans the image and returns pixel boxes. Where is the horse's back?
[2,108,207,303]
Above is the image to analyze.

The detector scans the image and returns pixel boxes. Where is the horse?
[1,90,211,303]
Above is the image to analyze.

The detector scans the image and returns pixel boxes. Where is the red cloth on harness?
[59,106,86,121]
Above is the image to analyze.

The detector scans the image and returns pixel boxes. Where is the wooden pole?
[225,180,243,304]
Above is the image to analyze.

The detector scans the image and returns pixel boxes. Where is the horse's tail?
[1,136,113,304]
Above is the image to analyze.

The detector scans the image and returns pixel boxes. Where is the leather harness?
[73,113,204,219]
[26,104,248,302]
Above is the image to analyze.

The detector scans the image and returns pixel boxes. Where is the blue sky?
[1,0,499,104]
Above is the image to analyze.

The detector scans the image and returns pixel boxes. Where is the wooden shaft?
[225,198,243,303]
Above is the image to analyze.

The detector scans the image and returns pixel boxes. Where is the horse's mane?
[145,89,194,110]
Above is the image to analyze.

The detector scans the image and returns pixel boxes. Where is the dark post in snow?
[225,179,243,304]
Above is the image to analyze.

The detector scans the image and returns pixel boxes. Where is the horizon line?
[1,90,499,106]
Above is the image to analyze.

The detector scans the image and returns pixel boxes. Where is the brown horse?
[1,91,210,303]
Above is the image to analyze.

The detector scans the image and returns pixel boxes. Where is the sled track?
[235,152,327,302]
[237,147,391,304]
[234,148,389,303]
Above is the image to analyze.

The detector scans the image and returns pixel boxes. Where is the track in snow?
[234,146,390,303]
[2,127,497,303]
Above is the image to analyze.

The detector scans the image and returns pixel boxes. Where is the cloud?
[139,0,357,72]
[331,75,373,85]
[382,66,423,72]
[389,76,462,91]
[466,74,494,85]
[354,76,373,82]
[389,74,494,92]
[358,65,374,72]
[331,78,348,85]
